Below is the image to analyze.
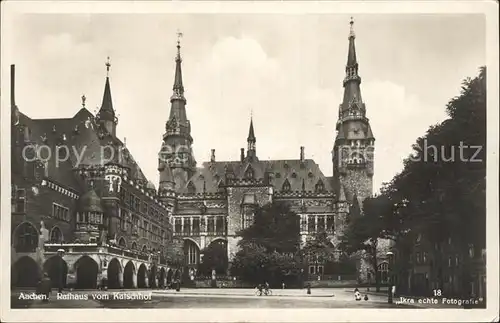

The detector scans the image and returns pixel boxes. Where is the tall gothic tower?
[159,33,196,191]
[333,19,375,207]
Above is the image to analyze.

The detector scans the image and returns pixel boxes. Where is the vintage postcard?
[1,1,498,322]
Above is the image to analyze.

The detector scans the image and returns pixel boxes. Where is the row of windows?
[301,215,335,233]
[174,217,226,235]
[76,212,103,225]
[120,188,162,220]
[52,203,69,222]
[281,179,325,192]
[118,208,166,242]
[309,265,324,275]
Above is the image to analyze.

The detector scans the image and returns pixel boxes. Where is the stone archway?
[13,256,39,287]
[75,256,98,289]
[159,268,166,288]
[137,264,148,288]
[149,264,158,288]
[107,258,122,289]
[43,256,68,289]
[123,261,136,288]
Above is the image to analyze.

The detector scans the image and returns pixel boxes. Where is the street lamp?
[386,251,394,304]
[57,248,65,293]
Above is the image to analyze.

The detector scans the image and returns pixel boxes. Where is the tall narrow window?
[282,179,291,192]
[15,189,26,213]
[187,182,196,194]
[244,166,254,179]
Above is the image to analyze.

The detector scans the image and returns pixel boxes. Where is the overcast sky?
[2,13,485,192]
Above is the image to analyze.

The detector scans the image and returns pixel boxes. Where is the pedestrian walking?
[37,272,52,303]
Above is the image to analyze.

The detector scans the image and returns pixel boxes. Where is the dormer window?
[291,172,297,178]
[275,172,281,178]
[315,180,325,192]
[187,182,196,194]
[244,166,254,179]
[282,179,291,192]
[308,172,314,178]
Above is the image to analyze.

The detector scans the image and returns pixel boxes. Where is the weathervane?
[106,56,111,77]
[176,30,183,47]
[81,94,86,108]
[349,17,355,38]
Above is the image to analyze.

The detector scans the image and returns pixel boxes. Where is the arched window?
[15,222,38,253]
[50,227,63,243]
[186,242,199,265]
[187,182,196,194]
[377,262,389,283]
[132,242,138,250]
[118,237,126,248]
[282,179,291,192]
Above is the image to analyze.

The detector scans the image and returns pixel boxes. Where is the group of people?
[354,288,369,301]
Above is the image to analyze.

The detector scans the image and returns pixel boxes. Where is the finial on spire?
[176,30,183,60]
[81,94,86,108]
[105,56,111,77]
[349,17,356,38]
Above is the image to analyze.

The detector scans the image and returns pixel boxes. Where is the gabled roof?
[179,158,334,194]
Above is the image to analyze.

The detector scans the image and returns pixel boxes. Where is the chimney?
[11,64,16,107]
[300,146,305,162]
[210,149,215,162]
[240,148,245,162]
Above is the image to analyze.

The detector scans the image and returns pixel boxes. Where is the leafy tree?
[354,67,486,297]
[231,202,302,287]
[165,237,185,269]
[339,195,391,291]
[238,202,301,253]
[198,240,228,276]
[302,231,336,263]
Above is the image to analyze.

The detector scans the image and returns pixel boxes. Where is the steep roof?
[14,107,151,193]
[80,189,104,212]
[180,158,334,194]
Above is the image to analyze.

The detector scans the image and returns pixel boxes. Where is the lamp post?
[57,248,65,293]
[386,251,394,304]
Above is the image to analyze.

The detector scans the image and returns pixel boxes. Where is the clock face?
[32,186,39,196]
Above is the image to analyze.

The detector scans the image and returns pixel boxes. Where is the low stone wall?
[194,280,254,288]
[305,279,358,288]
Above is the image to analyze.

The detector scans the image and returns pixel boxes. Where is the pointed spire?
[98,57,116,122]
[345,18,359,76]
[171,30,185,102]
[340,17,363,113]
[81,94,86,108]
[247,117,256,142]
[246,115,257,160]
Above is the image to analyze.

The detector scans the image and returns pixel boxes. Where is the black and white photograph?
[1,1,498,322]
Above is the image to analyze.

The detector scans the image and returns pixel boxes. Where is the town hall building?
[11,20,375,289]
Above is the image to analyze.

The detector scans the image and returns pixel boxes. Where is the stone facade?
[10,62,177,290]
[157,21,376,280]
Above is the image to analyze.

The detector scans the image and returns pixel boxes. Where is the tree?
[198,240,228,276]
[339,195,390,291]
[362,67,486,297]
[302,231,336,262]
[165,237,185,269]
[238,202,301,253]
[231,202,302,287]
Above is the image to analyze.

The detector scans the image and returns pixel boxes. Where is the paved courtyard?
[11,288,426,309]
